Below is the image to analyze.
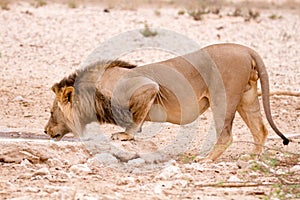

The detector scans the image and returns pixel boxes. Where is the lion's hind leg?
[237,82,268,156]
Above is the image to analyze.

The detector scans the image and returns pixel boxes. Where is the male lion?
[45,43,289,161]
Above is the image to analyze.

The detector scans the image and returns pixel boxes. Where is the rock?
[227,175,242,182]
[236,159,249,169]
[13,95,24,101]
[19,150,40,163]
[69,164,92,175]
[0,143,50,164]
[112,150,138,162]
[249,172,259,178]
[127,158,145,166]
[24,187,40,193]
[88,153,119,166]
[20,159,33,169]
[56,170,72,180]
[290,165,300,173]
[140,152,170,163]
[239,154,253,161]
[33,167,51,177]
[184,162,206,172]
[154,184,163,194]
[155,165,181,180]
[44,185,76,198]
[47,158,64,169]
[276,168,286,175]
[116,176,135,185]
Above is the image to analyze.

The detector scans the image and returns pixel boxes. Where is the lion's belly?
[146,96,209,125]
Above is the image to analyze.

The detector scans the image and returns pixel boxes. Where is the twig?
[258,90,300,97]
[194,182,281,188]
[232,140,300,156]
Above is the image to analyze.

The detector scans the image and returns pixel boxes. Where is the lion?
[44,43,290,161]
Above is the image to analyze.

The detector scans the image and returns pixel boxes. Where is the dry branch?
[194,181,299,188]
[258,90,300,97]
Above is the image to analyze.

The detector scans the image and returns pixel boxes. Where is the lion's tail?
[250,49,289,145]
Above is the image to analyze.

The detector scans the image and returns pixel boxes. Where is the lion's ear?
[51,83,60,94]
[62,86,74,104]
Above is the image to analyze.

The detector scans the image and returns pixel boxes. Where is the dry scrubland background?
[0,0,300,199]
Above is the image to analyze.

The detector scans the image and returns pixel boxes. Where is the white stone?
[116,177,135,185]
[290,165,300,173]
[47,158,64,169]
[13,95,24,101]
[154,184,162,194]
[69,163,92,175]
[227,175,242,182]
[155,165,181,180]
[236,159,248,169]
[94,153,119,165]
[33,167,51,177]
[127,158,145,166]
[184,162,206,172]
[276,168,286,175]
[249,172,259,178]
[239,154,252,161]
[20,159,33,169]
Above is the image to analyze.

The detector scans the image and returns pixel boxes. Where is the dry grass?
[1,0,300,10]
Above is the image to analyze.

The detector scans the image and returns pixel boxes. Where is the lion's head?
[44,68,79,140]
[44,83,75,140]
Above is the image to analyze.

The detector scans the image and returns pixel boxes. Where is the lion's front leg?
[111,123,141,141]
[111,80,159,141]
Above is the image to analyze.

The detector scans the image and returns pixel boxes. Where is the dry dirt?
[0,1,300,200]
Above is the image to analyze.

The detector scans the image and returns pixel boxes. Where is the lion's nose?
[44,130,48,134]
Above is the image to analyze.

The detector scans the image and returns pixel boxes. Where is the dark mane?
[53,60,136,89]
[105,60,137,70]
[52,72,77,91]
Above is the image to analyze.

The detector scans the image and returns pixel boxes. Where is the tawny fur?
[45,43,289,161]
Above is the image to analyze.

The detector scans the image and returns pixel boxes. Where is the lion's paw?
[111,132,134,141]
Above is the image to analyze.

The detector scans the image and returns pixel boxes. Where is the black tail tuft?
[283,138,289,145]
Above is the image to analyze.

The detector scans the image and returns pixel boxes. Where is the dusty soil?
[0,1,300,199]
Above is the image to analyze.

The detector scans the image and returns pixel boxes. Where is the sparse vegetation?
[188,9,206,21]
[269,14,283,20]
[178,153,196,164]
[140,23,157,37]
[0,0,9,10]
[33,0,47,8]
[244,149,300,199]
[68,1,77,9]
[154,9,161,16]
[245,9,260,21]
[187,4,221,21]
[250,160,269,174]
[263,183,300,200]
[230,7,260,22]
[232,7,242,17]
[177,9,185,15]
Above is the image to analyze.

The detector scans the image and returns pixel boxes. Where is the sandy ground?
[0,1,300,199]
